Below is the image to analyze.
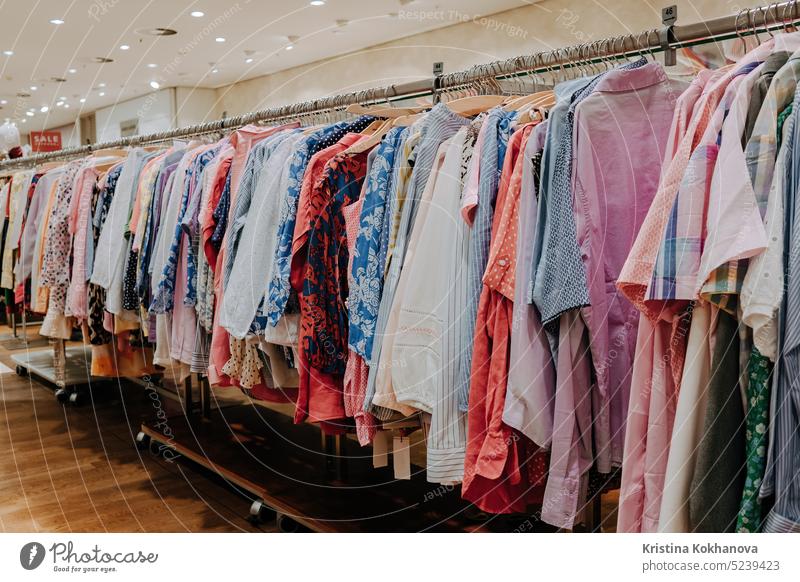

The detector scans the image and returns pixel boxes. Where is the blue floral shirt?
[347,127,406,359]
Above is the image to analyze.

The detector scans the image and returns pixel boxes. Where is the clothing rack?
[3,1,797,532]
[2,2,799,173]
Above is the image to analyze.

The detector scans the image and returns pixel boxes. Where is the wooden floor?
[0,325,271,532]
[0,323,620,533]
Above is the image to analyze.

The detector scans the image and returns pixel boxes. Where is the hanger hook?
[734,8,747,39]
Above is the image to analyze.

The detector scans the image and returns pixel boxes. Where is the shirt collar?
[762,51,790,77]
[593,61,667,93]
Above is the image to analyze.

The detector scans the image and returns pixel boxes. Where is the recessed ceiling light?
[68,68,77,73]
[29,86,37,91]
[98,82,106,88]
[190,11,204,17]
[0,100,7,105]
[64,104,69,108]
[245,58,254,63]
[20,118,26,123]
[310,1,326,5]
[119,44,130,50]
[215,37,226,43]
[25,111,34,117]
[149,80,160,89]
[211,68,219,74]
[285,44,294,51]
[147,63,158,68]
[3,50,13,56]
[39,106,48,113]
[49,19,65,25]
[99,91,105,96]
[79,98,86,103]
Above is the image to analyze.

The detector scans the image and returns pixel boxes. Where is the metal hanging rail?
[1,1,798,172]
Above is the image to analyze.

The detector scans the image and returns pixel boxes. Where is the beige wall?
[213,0,766,118]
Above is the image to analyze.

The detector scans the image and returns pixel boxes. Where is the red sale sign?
[30,131,62,152]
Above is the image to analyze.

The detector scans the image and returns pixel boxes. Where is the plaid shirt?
[700,53,800,311]
[645,61,761,308]
[618,41,774,319]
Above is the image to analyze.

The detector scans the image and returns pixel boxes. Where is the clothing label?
[393,435,411,480]
[372,430,390,468]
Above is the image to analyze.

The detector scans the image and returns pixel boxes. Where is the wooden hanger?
[91,147,127,158]
[392,112,424,127]
[344,118,394,155]
[35,161,65,173]
[93,159,121,173]
[503,90,555,112]
[360,119,386,135]
[346,103,425,118]
[443,94,506,117]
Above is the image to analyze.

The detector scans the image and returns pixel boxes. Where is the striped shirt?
[760,80,800,533]
[455,107,516,412]
[364,104,469,419]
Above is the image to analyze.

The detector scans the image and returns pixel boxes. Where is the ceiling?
[0,0,531,133]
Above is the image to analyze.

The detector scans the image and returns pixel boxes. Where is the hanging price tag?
[393,435,411,480]
[372,430,390,468]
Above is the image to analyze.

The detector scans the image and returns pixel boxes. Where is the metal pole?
[0,1,796,174]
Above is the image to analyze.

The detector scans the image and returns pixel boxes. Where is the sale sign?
[30,130,62,152]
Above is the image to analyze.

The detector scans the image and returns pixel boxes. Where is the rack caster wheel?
[68,392,81,406]
[149,440,179,461]
[276,513,306,533]
[55,388,69,404]
[247,500,276,524]
[135,431,150,451]
[15,365,28,377]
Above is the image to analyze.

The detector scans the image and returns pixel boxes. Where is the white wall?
[94,89,174,143]
[175,87,219,127]
[92,87,221,142]
[213,0,768,117]
[46,122,81,148]
[50,0,771,140]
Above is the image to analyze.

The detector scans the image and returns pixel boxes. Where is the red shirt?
[462,126,546,513]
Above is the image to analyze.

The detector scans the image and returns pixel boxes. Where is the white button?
[498,259,508,266]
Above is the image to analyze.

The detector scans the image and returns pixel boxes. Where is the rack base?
[11,345,101,403]
[139,404,547,533]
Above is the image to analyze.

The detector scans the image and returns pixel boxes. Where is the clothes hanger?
[344,118,394,154]
[346,103,424,118]
[392,112,424,127]
[441,65,507,116]
[35,161,65,173]
[91,147,128,157]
